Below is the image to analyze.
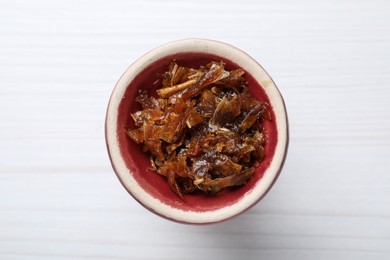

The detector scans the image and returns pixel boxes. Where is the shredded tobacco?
[127,61,271,199]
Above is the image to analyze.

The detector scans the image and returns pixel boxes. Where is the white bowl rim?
[105,38,289,224]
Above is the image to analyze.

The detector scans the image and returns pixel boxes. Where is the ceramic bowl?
[105,39,288,224]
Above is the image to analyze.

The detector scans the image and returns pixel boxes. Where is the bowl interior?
[115,52,278,213]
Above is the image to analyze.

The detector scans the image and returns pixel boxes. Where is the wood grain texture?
[1,0,389,259]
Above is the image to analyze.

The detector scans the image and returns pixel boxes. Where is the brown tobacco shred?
[127,61,271,199]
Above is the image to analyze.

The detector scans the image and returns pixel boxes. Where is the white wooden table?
[1,0,389,259]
